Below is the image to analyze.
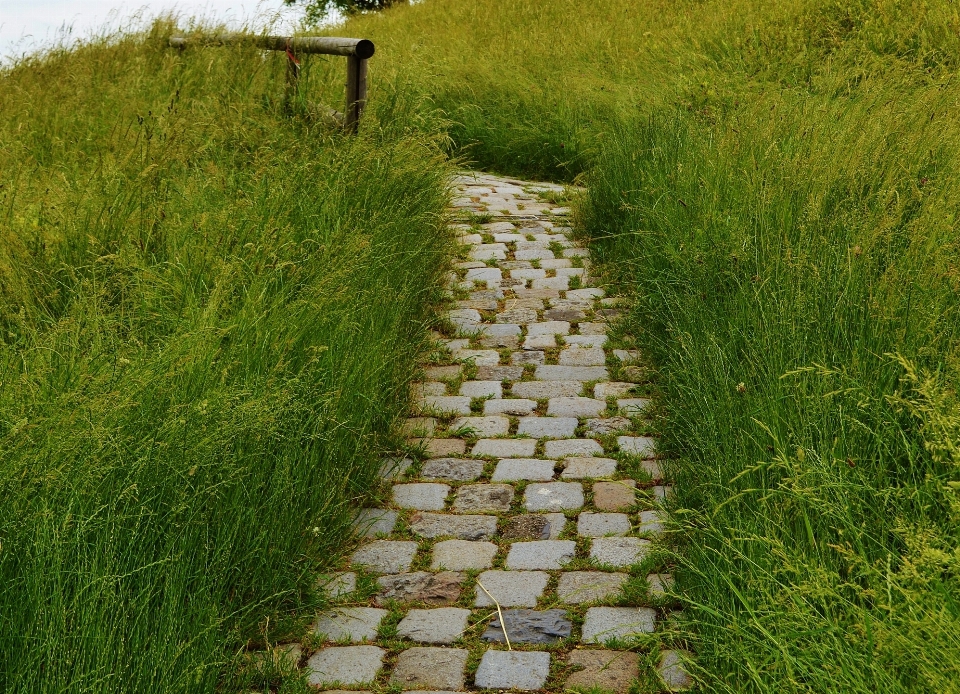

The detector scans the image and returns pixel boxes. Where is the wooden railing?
[169,34,376,133]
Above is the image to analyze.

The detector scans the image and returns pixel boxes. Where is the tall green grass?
[0,25,451,692]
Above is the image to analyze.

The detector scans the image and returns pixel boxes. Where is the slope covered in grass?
[0,27,451,692]
[336,0,960,690]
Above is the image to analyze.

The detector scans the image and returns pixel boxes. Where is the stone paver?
[536,365,609,381]
[639,509,666,535]
[375,571,463,606]
[312,607,387,643]
[317,572,356,598]
[547,397,606,418]
[474,650,551,691]
[505,539,576,569]
[591,537,651,568]
[390,647,468,691]
[648,572,675,597]
[592,480,638,510]
[525,481,584,511]
[594,382,636,398]
[305,646,384,686]
[562,456,618,479]
[474,570,548,607]
[453,484,514,513]
[585,416,632,435]
[578,512,632,537]
[618,435,656,457]
[512,381,583,399]
[416,438,467,457]
[472,438,537,457]
[559,346,607,366]
[431,539,498,570]
[420,458,484,482]
[516,416,578,438]
[351,541,418,574]
[482,608,572,644]
[544,438,604,457]
[483,398,536,415]
[354,509,398,538]
[421,396,471,415]
[379,457,413,480]
[396,608,471,645]
[393,483,450,511]
[557,571,628,604]
[449,416,509,438]
[491,458,555,482]
[409,512,498,540]
[582,607,657,643]
[459,380,502,399]
[565,649,640,694]
[659,650,694,690]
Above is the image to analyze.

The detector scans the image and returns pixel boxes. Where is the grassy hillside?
[0,27,452,692]
[338,0,960,690]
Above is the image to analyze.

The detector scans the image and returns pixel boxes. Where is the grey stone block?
[511,350,545,366]
[431,539,498,570]
[312,607,387,643]
[546,397,606,418]
[474,570,548,607]
[409,512,498,540]
[613,349,640,363]
[527,320,570,336]
[658,650,694,690]
[482,609,572,644]
[474,650,551,691]
[618,435,656,458]
[638,510,666,536]
[465,267,501,284]
[403,417,437,437]
[397,608,471,645]
[565,334,607,347]
[448,416,509,439]
[648,573,675,597]
[523,334,556,350]
[420,458,484,482]
[618,398,651,414]
[459,380,502,399]
[476,365,524,381]
[505,540,576,569]
[421,396,471,415]
[539,258,572,269]
[544,438,604,458]
[592,480,638,511]
[390,647,468,691]
[453,484,515,513]
[557,571,628,604]
[532,276,567,290]
[585,416,632,435]
[582,606,656,643]
[351,541,418,574]
[316,572,356,599]
[452,349,500,366]
[472,438,536,457]
[578,512,631,537]
[412,382,446,398]
[525,482,584,511]
[305,646,384,686]
[516,416,578,439]
[578,322,608,335]
[565,649,639,694]
[481,323,521,336]
[375,571,463,606]
[512,381,583,399]
[379,457,413,480]
[544,512,568,539]
[483,398,536,415]
[590,537,650,568]
[491,458,555,482]
[562,456,618,479]
[511,268,546,280]
[425,365,461,381]
[497,308,538,324]
[537,365,609,381]
[568,288,602,300]
[559,346,606,366]
[393,483,450,511]
[353,509,398,538]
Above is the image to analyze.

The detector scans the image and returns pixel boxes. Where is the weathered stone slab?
[403,417,437,437]
[497,308,538,324]
[523,334,556,350]
[578,512,631,537]
[474,650,550,691]
[562,457,618,479]
[393,483,450,511]
[312,607,387,643]
[590,537,650,568]
[390,647,468,691]
[431,539,498,570]
[511,268,546,280]
[482,609,572,644]
[585,416,632,435]
[565,334,606,347]
[480,322,521,337]
[557,571,627,604]
[472,438,536,458]
[421,458,484,482]
[505,540,576,569]
[539,258,572,269]
[617,435,656,457]
[501,514,549,540]
[648,573,675,597]
[518,249,557,262]
[559,346,606,366]
[582,607,656,643]
[511,350,545,365]
[351,541,418,574]
[618,398,651,414]
[532,276,567,290]
[491,458,555,482]
[453,484,514,513]
[317,572,356,599]
[512,381,583,399]
[409,512,497,540]
[476,365,524,381]
[537,365,609,381]
[459,380,502,399]
[465,267,502,285]
[545,307,587,322]
[449,416,509,438]
[483,398,537,415]
[412,382,446,398]
[658,650,694,690]
[353,509,398,538]
[452,349,500,366]
[474,570,548,607]
[565,649,639,694]
[421,396,471,415]
[379,457,413,480]
[416,438,467,457]
[544,438,604,457]
[592,480,637,511]
[516,416,578,438]
[469,247,506,261]
[546,398,606,419]
[638,510,666,536]
[613,349,640,363]
[425,365,461,381]
[375,571,463,606]
[397,608,471,645]
[525,481,584,511]
[305,646,384,687]
[527,320,570,336]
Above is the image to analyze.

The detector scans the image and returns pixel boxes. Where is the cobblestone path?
[300,172,690,692]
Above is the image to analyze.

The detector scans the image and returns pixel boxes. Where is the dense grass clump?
[0,26,451,693]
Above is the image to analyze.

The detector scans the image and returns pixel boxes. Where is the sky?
[0,0,313,61]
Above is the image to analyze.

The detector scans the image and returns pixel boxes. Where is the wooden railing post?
[345,55,368,134]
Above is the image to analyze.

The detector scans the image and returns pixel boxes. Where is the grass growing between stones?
[0,25,452,693]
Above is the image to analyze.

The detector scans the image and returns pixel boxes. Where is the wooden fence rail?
[169,35,375,132]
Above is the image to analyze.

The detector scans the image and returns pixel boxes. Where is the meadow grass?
[0,25,452,692]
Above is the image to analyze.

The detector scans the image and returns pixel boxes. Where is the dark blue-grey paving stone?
[482,609,572,644]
